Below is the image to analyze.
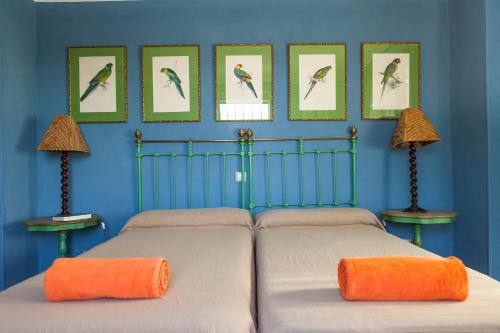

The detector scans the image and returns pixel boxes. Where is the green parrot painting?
[160,68,185,99]
[234,64,258,98]
[80,63,113,102]
[304,65,332,100]
[379,58,401,101]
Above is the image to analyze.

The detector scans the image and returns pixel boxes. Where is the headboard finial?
[135,128,142,144]
[246,128,254,142]
[350,125,357,139]
[238,128,246,142]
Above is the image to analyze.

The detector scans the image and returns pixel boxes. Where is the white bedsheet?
[256,224,500,333]
[0,226,256,333]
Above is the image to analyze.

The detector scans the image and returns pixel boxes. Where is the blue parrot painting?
[234,64,258,98]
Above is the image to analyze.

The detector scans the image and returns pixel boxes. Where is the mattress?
[0,225,256,333]
[256,223,500,333]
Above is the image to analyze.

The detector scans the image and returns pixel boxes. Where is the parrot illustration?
[160,68,185,99]
[80,63,113,102]
[379,58,401,101]
[234,64,258,98]
[304,65,332,100]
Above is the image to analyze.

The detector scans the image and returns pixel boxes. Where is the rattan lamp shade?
[391,108,440,149]
[37,115,89,153]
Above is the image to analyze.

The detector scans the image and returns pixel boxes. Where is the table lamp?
[37,115,89,216]
[391,108,440,213]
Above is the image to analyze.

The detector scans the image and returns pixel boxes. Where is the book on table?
[52,214,92,222]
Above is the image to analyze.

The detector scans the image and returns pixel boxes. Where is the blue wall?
[0,0,38,289]
[449,0,500,278]
[449,0,489,273]
[35,0,453,271]
[486,0,500,278]
[0,10,4,289]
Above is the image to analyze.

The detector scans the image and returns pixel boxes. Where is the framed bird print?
[142,45,200,122]
[69,46,127,123]
[215,44,273,121]
[362,42,420,120]
[288,43,347,120]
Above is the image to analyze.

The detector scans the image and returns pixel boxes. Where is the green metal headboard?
[134,126,357,213]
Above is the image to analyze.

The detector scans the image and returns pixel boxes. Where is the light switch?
[235,172,247,182]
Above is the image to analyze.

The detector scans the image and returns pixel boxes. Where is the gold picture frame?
[288,43,347,121]
[214,44,274,122]
[141,45,201,122]
[68,46,128,123]
[361,42,420,120]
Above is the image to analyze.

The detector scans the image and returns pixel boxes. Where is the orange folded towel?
[338,256,468,301]
[45,257,169,301]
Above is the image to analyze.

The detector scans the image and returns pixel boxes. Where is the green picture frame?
[215,44,273,122]
[142,45,200,122]
[69,46,127,123]
[288,43,347,121]
[362,42,420,120]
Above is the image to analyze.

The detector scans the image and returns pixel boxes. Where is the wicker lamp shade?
[391,108,440,149]
[37,115,89,153]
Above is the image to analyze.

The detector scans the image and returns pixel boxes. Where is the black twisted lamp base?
[403,142,427,213]
[61,151,69,215]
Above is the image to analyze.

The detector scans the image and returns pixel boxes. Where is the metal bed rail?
[134,126,357,213]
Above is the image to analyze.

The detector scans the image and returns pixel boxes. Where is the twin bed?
[255,209,500,333]
[0,208,256,333]
[1,128,500,332]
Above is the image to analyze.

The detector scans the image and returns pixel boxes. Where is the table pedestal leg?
[59,231,68,258]
[413,224,422,247]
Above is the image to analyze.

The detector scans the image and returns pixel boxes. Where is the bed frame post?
[246,128,254,213]
[135,129,143,212]
[188,141,193,208]
[350,125,358,207]
[238,128,246,209]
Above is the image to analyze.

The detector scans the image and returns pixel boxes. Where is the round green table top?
[24,214,101,232]
[381,210,456,225]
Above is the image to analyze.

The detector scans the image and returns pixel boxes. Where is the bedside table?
[381,210,456,247]
[24,215,101,258]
